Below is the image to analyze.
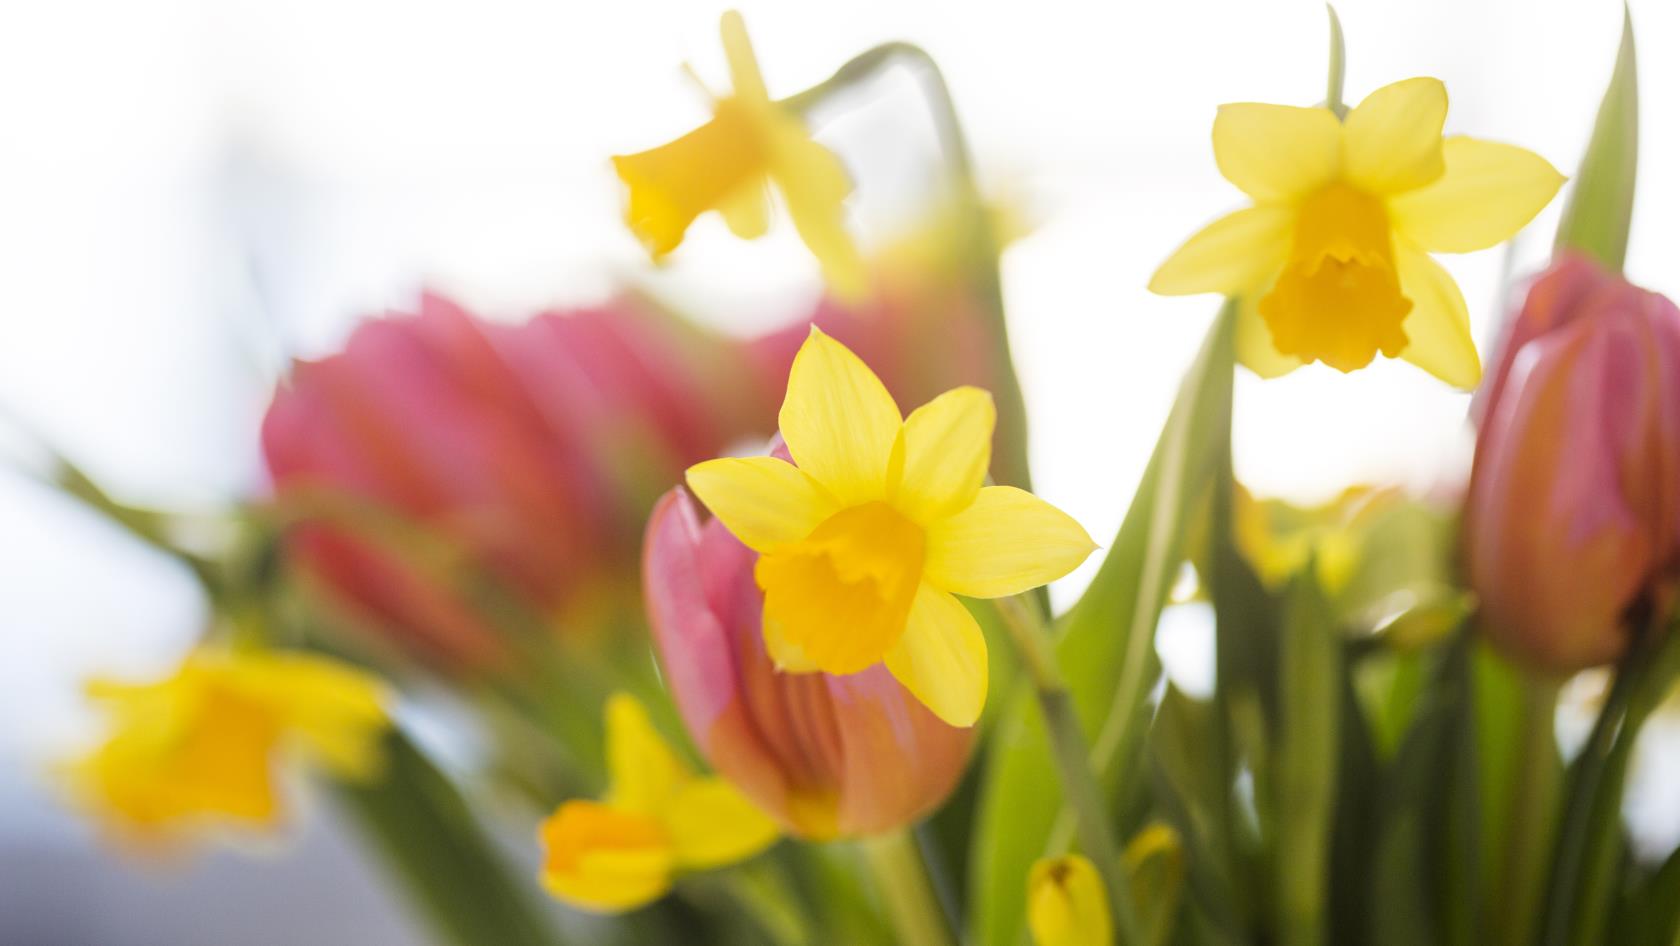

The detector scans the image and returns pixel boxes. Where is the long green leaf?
[1554,7,1638,270]
[337,728,569,946]
[1272,569,1340,946]
[968,303,1237,946]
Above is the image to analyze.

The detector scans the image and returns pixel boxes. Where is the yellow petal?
[539,800,675,913]
[686,455,836,553]
[894,386,996,524]
[1388,136,1565,252]
[1394,239,1481,388]
[604,693,692,815]
[884,584,989,727]
[1148,205,1293,296]
[664,777,781,870]
[1212,103,1342,203]
[718,181,771,240]
[1342,77,1448,196]
[1236,289,1303,379]
[769,128,867,299]
[760,613,825,672]
[924,486,1096,599]
[719,10,769,103]
[235,652,391,782]
[1028,854,1112,946]
[777,327,901,505]
[611,105,766,259]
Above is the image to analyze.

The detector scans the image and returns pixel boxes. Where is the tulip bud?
[1466,253,1680,672]
[263,293,763,667]
[642,486,974,838]
[1027,854,1111,946]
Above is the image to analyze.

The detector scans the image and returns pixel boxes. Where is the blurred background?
[2,0,1674,941]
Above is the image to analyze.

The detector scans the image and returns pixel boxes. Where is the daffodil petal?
[777,327,900,504]
[665,777,781,869]
[685,456,835,554]
[719,11,769,103]
[604,693,691,814]
[1148,205,1293,296]
[539,800,675,913]
[238,653,390,781]
[1394,239,1481,388]
[894,386,996,523]
[718,181,771,240]
[770,130,867,299]
[1212,103,1342,203]
[924,486,1097,599]
[1236,290,1303,379]
[761,613,824,672]
[884,584,988,727]
[1388,136,1565,252]
[1342,77,1448,196]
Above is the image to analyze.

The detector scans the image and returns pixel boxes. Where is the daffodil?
[685,327,1096,727]
[538,693,779,912]
[1150,77,1564,387]
[1028,854,1112,946]
[612,11,865,297]
[64,647,389,841]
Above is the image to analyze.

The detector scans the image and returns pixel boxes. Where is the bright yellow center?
[1258,183,1414,372]
[755,501,926,675]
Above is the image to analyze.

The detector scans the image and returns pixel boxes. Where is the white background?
[1,0,1674,941]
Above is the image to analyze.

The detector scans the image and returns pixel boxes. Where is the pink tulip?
[1466,254,1680,672]
[262,293,763,667]
[643,484,975,838]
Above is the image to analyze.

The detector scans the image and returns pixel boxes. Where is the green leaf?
[336,728,570,946]
[968,302,1238,946]
[1554,6,1638,270]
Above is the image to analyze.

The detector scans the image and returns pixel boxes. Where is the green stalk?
[996,594,1146,945]
[1273,569,1340,946]
[1324,5,1348,118]
[862,829,961,946]
[336,728,567,946]
[1493,678,1561,946]
[783,42,1032,493]
[720,861,815,946]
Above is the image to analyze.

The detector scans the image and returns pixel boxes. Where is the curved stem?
[996,595,1146,946]
[861,829,960,946]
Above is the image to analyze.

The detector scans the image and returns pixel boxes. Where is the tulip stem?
[1492,677,1560,946]
[861,829,960,946]
[996,594,1146,946]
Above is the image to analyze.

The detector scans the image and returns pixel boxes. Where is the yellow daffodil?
[64,647,389,841]
[1028,854,1112,946]
[1150,77,1564,387]
[612,11,865,297]
[685,327,1096,727]
[539,693,778,913]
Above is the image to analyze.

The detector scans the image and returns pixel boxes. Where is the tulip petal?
[1236,290,1304,379]
[1148,205,1294,297]
[1342,77,1448,195]
[777,327,901,504]
[665,776,781,869]
[925,486,1096,599]
[770,130,867,299]
[884,584,988,727]
[686,456,836,554]
[1394,240,1482,389]
[604,693,691,814]
[1389,136,1565,252]
[895,386,995,523]
[1212,103,1342,203]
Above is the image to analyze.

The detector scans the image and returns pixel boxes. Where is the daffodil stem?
[996,594,1146,946]
[861,829,959,946]
[1324,5,1348,118]
[784,41,1034,493]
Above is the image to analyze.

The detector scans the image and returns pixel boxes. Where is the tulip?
[1466,253,1680,672]
[642,485,975,838]
[262,292,763,667]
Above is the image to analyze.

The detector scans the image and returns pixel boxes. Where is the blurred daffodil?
[686,328,1096,727]
[538,693,778,913]
[612,11,865,296]
[1151,77,1563,387]
[1028,824,1185,946]
[65,647,389,842]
